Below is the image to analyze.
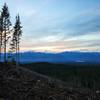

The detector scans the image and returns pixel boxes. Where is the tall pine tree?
[1,3,11,62]
[11,15,22,64]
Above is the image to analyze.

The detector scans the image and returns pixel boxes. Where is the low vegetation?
[22,62,100,90]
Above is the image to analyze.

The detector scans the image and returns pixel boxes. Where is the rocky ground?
[0,63,100,100]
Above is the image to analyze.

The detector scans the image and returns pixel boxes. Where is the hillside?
[0,63,100,100]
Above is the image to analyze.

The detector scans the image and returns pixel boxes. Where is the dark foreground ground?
[0,63,100,100]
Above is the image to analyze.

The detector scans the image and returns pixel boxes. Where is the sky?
[0,0,100,52]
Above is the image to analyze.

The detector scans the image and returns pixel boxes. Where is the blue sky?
[0,0,100,52]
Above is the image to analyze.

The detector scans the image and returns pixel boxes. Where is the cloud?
[65,7,100,37]
[25,6,100,40]
[21,6,100,52]
[21,31,100,52]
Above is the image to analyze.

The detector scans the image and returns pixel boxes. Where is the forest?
[22,62,100,89]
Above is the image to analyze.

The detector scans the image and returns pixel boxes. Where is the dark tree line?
[0,3,22,64]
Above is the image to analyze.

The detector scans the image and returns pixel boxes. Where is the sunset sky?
[0,0,100,52]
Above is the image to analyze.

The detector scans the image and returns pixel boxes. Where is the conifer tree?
[12,15,22,64]
[1,3,11,62]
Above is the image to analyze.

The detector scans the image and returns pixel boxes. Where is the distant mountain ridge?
[1,51,100,63]
[18,51,100,64]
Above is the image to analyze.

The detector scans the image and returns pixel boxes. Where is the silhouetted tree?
[12,15,22,64]
[1,3,11,62]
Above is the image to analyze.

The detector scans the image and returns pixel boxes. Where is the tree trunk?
[4,30,6,63]
[18,43,20,64]
[0,34,2,62]
[16,41,18,64]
